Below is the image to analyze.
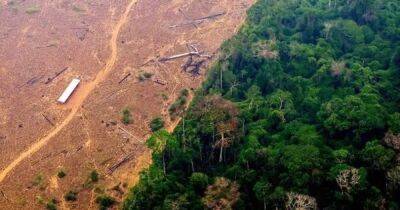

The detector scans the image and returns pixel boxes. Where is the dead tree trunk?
[169,12,226,28]
[118,73,131,84]
[42,114,55,127]
[45,67,69,84]
[108,152,135,174]
[219,133,225,163]
[159,52,201,62]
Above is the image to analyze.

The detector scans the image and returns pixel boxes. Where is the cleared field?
[0,0,253,209]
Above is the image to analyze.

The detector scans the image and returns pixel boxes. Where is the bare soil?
[0,0,253,209]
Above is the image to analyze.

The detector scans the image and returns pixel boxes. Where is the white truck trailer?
[57,78,80,104]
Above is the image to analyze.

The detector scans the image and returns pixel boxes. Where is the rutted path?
[0,0,138,183]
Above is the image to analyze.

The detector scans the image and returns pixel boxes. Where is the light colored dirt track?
[0,0,138,184]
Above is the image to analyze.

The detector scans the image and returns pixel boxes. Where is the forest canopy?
[124,0,400,209]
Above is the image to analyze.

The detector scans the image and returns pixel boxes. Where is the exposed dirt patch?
[0,0,253,209]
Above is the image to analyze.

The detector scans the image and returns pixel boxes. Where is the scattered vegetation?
[32,173,43,186]
[46,198,58,210]
[64,191,78,202]
[32,173,46,190]
[89,170,99,183]
[121,108,132,125]
[94,186,105,194]
[16,197,27,207]
[149,117,164,132]
[95,194,116,210]
[168,89,189,119]
[36,195,45,205]
[57,169,66,178]
[72,4,86,13]
[25,5,40,14]
[161,93,168,101]
[138,72,153,81]
[124,0,400,209]
[83,170,100,189]
[180,88,189,97]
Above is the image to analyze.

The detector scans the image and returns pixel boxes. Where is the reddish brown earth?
[0,0,253,209]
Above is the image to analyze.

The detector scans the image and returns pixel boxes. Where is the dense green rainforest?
[123,0,400,209]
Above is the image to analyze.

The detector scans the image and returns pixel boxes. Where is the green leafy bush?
[90,170,99,182]
[96,195,116,210]
[150,117,165,132]
[121,108,132,124]
[64,191,77,202]
[57,169,66,178]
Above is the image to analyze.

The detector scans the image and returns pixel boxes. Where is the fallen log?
[27,75,44,85]
[17,75,44,88]
[169,11,226,28]
[42,114,55,127]
[141,58,156,67]
[179,8,198,28]
[107,152,135,174]
[45,67,69,84]
[188,44,199,52]
[118,73,132,84]
[0,190,9,202]
[76,145,83,152]
[159,51,200,62]
[153,79,167,85]
[117,125,143,143]
[159,51,211,62]
[194,11,226,21]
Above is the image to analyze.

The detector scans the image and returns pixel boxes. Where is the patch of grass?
[94,186,105,194]
[36,195,45,205]
[121,108,132,124]
[72,5,86,13]
[83,180,94,189]
[161,93,169,100]
[89,170,99,183]
[32,173,47,190]
[25,5,40,14]
[16,197,27,207]
[46,40,59,47]
[95,194,116,210]
[180,88,189,97]
[64,191,78,202]
[46,198,58,210]
[150,117,164,132]
[137,72,153,81]
[143,72,153,78]
[57,169,66,178]
[83,170,100,189]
